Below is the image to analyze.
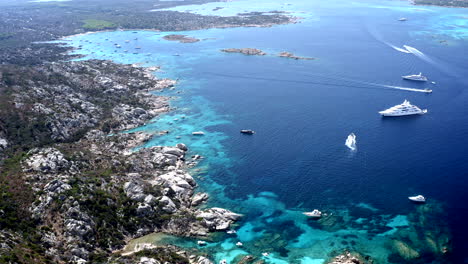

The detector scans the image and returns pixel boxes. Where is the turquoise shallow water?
[61,0,468,263]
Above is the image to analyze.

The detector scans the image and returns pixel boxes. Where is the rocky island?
[278,51,315,60]
[220,48,267,56]
[163,34,201,43]
[412,0,468,7]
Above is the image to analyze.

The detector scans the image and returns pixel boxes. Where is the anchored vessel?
[303,209,322,218]
[192,131,205,135]
[402,72,428,82]
[379,100,427,117]
[345,133,357,151]
[409,195,426,203]
[240,129,255,134]
[398,17,408,21]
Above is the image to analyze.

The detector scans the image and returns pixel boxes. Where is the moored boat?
[240,129,255,134]
[379,100,427,117]
[402,72,428,82]
[303,209,322,218]
[408,195,426,203]
[192,131,205,135]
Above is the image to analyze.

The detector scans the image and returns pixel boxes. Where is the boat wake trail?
[345,133,357,151]
[403,45,435,64]
[390,45,412,54]
[381,84,432,93]
[204,71,432,94]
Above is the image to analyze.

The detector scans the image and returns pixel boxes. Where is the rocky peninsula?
[0,60,240,264]
[163,34,201,43]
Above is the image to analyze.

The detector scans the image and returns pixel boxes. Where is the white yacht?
[402,72,428,82]
[379,100,427,117]
[197,240,207,246]
[262,253,270,257]
[398,17,408,21]
[226,230,237,234]
[236,242,243,247]
[345,133,357,151]
[192,131,205,135]
[303,209,322,218]
[409,195,426,203]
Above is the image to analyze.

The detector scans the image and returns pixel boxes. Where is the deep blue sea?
[61,0,468,263]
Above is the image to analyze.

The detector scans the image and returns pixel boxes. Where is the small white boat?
[197,240,207,245]
[192,131,205,136]
[236,242,243,247]
[408,195,426,203]
[345,133,357,151]
[398,17,408,21]
[303,209,322,218]
[262,252,270,257]
[226,230,237,234]
[220,260,227,264]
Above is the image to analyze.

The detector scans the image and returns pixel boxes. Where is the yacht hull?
[380,110,427,117]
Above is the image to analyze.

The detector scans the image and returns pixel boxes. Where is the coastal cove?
[61,0,468,263]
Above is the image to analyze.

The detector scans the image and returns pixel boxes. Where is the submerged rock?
[391,240,420,260]
[326,250,373,264]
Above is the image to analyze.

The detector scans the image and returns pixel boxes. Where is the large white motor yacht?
[402,72,428,82]
[408,195,426,203]
[379,100,427,117]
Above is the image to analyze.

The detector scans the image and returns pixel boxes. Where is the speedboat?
[398,17,408,21]
[240,129,255,134]
[409,195,426,203]
[303,209,322,218]
[192,131,205,136]
[226,230,237,234]
[379,100,427,117]
[402,72,428,82]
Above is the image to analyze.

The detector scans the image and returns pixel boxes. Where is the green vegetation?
[82,19,117,30]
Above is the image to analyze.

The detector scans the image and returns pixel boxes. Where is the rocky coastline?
[0,59,240,264]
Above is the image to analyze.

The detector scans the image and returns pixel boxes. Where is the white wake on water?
[345,133,357,151]
[390,45,412,54]
[382,84,432,93]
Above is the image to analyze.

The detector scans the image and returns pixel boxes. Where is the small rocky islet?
[221,48,315,60]
[163,34,201,43]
